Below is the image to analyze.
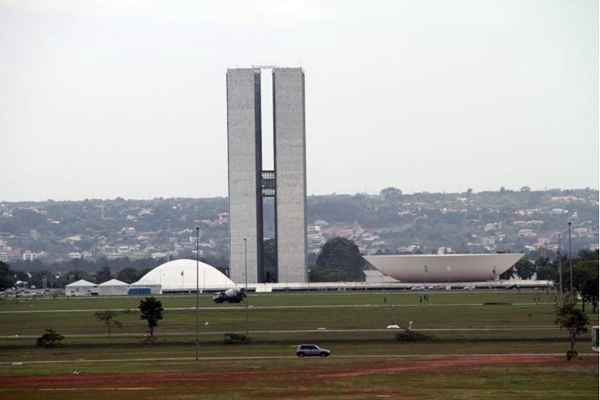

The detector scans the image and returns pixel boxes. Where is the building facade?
[226,67,307,283]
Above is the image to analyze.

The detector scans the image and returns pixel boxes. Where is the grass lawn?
[0,291,597,399]
[0,290,559,311]
[1,291,589,339]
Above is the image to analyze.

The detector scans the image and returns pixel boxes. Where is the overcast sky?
[1,0,598,201]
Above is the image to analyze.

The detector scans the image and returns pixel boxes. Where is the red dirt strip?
[317,354,562,378]
[0,355,595,389]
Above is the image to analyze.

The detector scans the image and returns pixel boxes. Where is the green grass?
[0,290,559,311]
[0,290,598,400]
[1,291,588,338]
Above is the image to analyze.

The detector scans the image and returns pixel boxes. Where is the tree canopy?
[573,259,599,313]
[0,262,15,290]
[262,239,277,283]
[95,266,112,283]
[117,267,142,283]
[94,310,123,337]
[311,237,366,282]
[555,300,590,359]
[139,297,164,337]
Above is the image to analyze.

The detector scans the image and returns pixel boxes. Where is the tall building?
[226,67,307,283]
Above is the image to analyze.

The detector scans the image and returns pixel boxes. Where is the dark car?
[212,288,246,304]
[296,344,331,357]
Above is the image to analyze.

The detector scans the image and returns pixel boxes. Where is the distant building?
[97,279,129,296]
[22,250,35,261]
[65,279,96,296]
[365,253,523,283]
[227,67,307,283]
[133,259,234,293]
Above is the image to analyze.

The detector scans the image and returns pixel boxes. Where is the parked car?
[296,344,331,357]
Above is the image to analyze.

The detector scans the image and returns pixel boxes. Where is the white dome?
[135,259,235,291]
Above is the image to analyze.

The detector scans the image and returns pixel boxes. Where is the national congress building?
[226,67,307,284]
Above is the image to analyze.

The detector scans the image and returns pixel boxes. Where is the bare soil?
[0,355,594,390]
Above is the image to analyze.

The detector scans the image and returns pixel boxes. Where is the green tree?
[95,266,112,283]
[0,262,15,290]
[514,257,536,280]
[94,311,123,337]
[312,237,366,282]
[573,260,599,313]
[380,187,403,203]
[117,267,141,283]
[535,256,560,282]
[262,239,277,283]
[139,297,163,337]
[65,270,92,285]
[555,300,589,360]
[36,329,64,348]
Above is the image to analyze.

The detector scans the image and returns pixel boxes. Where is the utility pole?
[558,233,563,298]
[244,238,249,338]
[195,226,200,361]
[568,222,573,295]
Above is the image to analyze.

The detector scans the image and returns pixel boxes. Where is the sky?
[1,0,598,201]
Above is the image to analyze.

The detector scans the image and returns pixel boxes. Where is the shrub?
[395,331,432,342]
[36,329,64,348]
[224,333,250,344]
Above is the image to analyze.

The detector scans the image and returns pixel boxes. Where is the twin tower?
[226,67,307,284]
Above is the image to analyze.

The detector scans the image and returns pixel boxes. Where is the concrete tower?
[226,67,307,284]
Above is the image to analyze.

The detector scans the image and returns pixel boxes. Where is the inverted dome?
[135,259,235,291]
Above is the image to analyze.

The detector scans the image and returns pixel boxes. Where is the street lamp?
[568,222,573,294]
[244,238,249,338]
[558,233,563,297]
[195,227,200,361]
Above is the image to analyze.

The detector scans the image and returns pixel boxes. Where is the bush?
[224,333,250,345]
[395,331,432,342]
[566,350,578,361]
[36,329,64,348]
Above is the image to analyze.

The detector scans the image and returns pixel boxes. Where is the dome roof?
[98,279,128,286]
[135,259,235,291]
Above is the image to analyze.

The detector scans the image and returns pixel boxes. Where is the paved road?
[0,302,554,314]
[0,353,597,366]
[0,326,560,339]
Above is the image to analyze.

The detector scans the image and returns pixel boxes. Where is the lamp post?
[244,238,249,338]
[195,227,200,361]
[568,222,573,295]
[558,233,563,298]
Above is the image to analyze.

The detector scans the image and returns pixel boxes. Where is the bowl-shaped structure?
[364,253,523,283]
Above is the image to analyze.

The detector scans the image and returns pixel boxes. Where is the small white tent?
[97,278,129,296]
[65,279,96,296]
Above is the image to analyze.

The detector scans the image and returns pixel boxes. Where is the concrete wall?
[273,68,307,283]
[226,68,263,283]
